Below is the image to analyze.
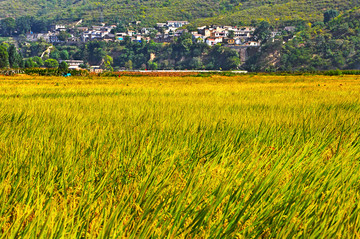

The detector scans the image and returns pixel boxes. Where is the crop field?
[0,74,360,238]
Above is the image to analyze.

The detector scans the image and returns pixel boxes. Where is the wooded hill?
[245,7,360,72]
[0,0,359,26]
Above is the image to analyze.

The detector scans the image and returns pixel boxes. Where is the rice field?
[0,74,360,238]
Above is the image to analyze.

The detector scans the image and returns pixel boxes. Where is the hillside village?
[0,1,357,72]
[25,20,293,47]
[0,15,303,72]
[18,20,298,70]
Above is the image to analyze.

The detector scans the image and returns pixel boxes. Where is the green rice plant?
[0,74,360,238]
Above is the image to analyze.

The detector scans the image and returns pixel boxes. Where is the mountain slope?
[0,0,358,25]
[195,0,359,25]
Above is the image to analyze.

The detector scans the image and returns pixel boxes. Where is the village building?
[224,38,235,45]
[284,26,296,32]
[205,38,216,46]
[244,41,260,46]
[90,66,103,73]
[48,33,60,43]
[60,60,84,70]
[156,23,167,28]
[50,25,66,32]
[25,19,265,50]
[166,21,189,28]
[77,27,89,32]
[103,34,115,42]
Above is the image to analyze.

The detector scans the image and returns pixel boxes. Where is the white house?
[166,21,189,28]
[60,60,84,69]
[244,41,260,46]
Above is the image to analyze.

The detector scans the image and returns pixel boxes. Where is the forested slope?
[0,0,358,25]
[245,7,360,72]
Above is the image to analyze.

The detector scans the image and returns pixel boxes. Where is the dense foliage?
[0,16,48,36]
[0,0,358,26]
[0,33,243,70]
[245,8,360,72]
[109,34,240,70]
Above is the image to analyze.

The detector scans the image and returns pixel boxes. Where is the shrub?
[44,59,59,68]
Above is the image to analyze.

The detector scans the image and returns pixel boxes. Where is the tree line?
[0,16,48,36]
[0,32,242,71]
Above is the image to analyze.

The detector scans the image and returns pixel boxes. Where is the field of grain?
[0,74,360,238]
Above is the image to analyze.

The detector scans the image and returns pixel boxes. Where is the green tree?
[50,50,61,60]
[176,32,193,57]
[102,55,113,71]
[186,25,198,32]
[59,61,69,70]
[58,31,71,41]
[124,36,131,46]
[188,57,203,69]
[32,56,43,66]
[228,30,235,39]
[0,17,16,36]
[24,58,36,68]
[79,63,90,69]
[147,61,157,70]
[0,45,9,68]
[208,45,240,70]
[44,58,59,68]
[125,60,133,70]
[253,21,271,43]
[31,19,48,33]
[224,56,240,70]
[15,16,33,35]
[60,50,69,60]
[86,41,106,65]
[324,10,339,23]
[112,24,127,34]
[8,45,23,68]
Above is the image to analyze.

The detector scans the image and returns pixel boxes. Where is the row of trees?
[1,37,242,71]
[0,43,23,68]
[110,33,240,70]
[24,57,67,69]
[30,33,242,71]
[0,43,69,69]
[0,17,48,36]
